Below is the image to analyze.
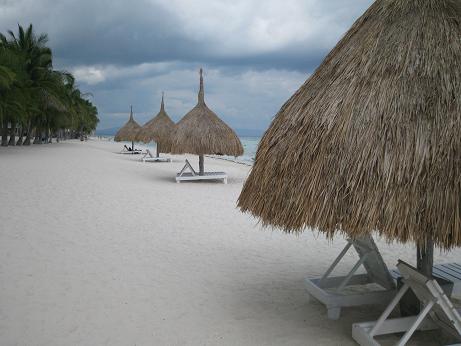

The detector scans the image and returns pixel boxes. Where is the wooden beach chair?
[176,159,227,184]
[141,149,171,162]
[119,145,142,154]
[305,235,461,320]
[305,235,396,320]
[352,260,461,345]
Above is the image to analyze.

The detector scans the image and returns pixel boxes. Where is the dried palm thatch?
[238,0,461,250]
[171,69,243,174]
[135,94,175,154]
[114,106,142,144]
[171,69,243,156]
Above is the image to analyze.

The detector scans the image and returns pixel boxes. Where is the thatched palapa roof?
[238,0,461,249]
[170,69,243,156]
[136,94,175,152]
[114,106,142,142]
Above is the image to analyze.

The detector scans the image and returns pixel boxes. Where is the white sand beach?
[1,139,459,346]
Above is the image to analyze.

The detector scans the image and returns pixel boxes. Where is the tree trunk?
[23,123,32,145]
[33,128,41,144]
[44,127,49,143]
[16,126,24,146]
[199,155,204,175]
[8,121,16,146]
[1,120,8,146]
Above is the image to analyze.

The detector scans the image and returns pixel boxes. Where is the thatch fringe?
[114,106,142,142]
[136,94,175,153]
[171,69,243,157]
[238,0,461,249]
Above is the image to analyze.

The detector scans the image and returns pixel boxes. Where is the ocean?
[98,136,261,165]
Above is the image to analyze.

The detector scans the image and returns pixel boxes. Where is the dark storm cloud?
[0,0,373,130]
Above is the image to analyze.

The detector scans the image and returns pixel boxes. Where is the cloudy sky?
[0,0,373,132]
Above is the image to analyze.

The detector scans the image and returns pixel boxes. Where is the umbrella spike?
[198,68,205,105]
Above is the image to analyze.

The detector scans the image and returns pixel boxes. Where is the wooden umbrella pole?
[417,239,434,277]
[132,140,134,151]
[199,155,204,176]
[156,143,160,157]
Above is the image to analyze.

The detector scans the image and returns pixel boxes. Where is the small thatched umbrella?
[135,93,175,157]
[171,69,243,175]
[238,0,461,277]
[114,106,142,150]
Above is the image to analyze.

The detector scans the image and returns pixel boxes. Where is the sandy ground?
[0,139,460,346]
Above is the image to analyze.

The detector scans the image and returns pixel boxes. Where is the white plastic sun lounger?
[176,159,227,184]
[119,146,142,154]
[141,149,171,162]
[305,235,396,320]
[305,235,461,320]
[352,260,461,346]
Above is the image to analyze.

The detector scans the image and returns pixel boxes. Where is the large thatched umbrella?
[171,69,243,175]
[238,0,461,277]
[136,94,175,157]
[114,106,142,150]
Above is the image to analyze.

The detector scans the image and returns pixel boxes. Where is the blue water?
[99,136,261,165]
[221,136,260,164]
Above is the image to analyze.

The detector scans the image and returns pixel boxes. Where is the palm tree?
[0,24,99,146]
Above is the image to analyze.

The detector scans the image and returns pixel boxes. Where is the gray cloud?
[0,0,373,131]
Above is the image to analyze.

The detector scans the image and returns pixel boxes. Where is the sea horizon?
[96,135,261,165]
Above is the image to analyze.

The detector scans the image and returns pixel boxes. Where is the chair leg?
[327,306,341,320]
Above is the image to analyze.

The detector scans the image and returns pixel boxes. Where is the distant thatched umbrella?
[136,93,175,157]
[171,69,243,175]
[238,0,461,276]
[114,106,142,150]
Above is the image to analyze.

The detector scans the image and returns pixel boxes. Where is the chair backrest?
[397,260,461,339]
[185,159,197,175]
[352,235,396,290]
[178,159,197,176]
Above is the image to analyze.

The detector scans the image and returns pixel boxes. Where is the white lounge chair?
[176,159,227,184]
[119,146,142,154]
[305,235,461,320]
[305,235,396,320]
[141,149,171,162]
[352,260,461,345]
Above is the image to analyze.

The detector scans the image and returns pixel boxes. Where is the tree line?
[0,24,99,146]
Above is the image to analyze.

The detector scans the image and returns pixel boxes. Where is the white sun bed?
[141,149,171,162]
[176,159,227,184]
[119,146,142,154]
[352,260,461,345]
[305,235,461,320]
